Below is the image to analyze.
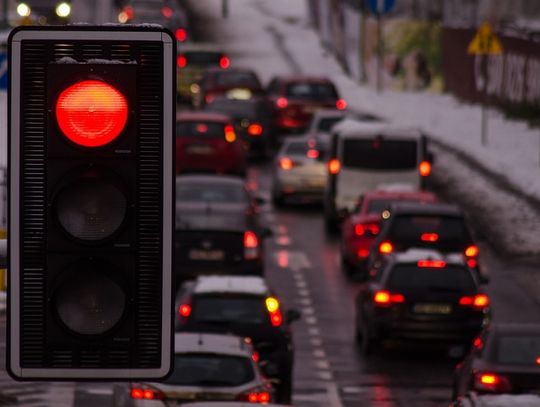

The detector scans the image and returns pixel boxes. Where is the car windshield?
[388,215,470,247]
[192,296,269,325]
[285,82,338,99]
[387,265,476,292]
[342,138,418,169]
[176,182,246,204]
[182,51,223,66]
[163,354,255,386]
[177,121,225,138]
[214,72,261,88]
[493,335,540,365]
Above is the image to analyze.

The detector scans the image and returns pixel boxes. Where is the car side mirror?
[285,309,301,324]
[0,239,7,269]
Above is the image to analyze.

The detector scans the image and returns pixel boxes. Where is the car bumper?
[274,173,326,197]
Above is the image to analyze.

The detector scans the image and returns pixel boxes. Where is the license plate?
[413,303,452,314]
[307,179,325,187]
[303,105,320,113]
[189,249,225,261]
[186,144,214,155]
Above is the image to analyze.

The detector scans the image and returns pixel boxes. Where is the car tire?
[275,375,293,404]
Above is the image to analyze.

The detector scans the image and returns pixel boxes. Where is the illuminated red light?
[247,123,263,136]
[421,232,438,242]
[196,123,208,133]
[473,337,483,349]
[279,157,294,170]
[379,241,393,254]
[328,158,341,175]
[224,124,237,142]
[480,373,499,385]
[270,310,283,326]
[161,6,173,18]
[355,224,365,236]
[465,245,479,257]
[258,392,271,403]
[244,231,258,249]
[179,304,191,317]
[252,351,260,363]
[131,388,143,399]
[374,290,404,305]
[357,248,369,258]
[177,55,187,68]
[459,294,489,309]
[123,6,134,19]
[419,160,432,177]
[417,259,446,268]
[355,223,379,236]
[536,357,540,365]
[219,56,230,69]
[143,390,154,400]
[276,97,288,109]
[247,393,258,403]
[336,98,347,110]
[56,80,128,147]
[306,149,319,159]
[467,258,477,268]
[175,28,187,42]
[475,372,511,392]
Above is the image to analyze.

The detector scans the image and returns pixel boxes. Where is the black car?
[355,249,490,355]
[453,323,540,399]
[368,202,488,283]
[204,96,274,157]
[175,175,269,284]
[175,275,301,404]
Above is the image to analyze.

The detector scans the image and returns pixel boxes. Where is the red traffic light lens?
[56,80,128,147]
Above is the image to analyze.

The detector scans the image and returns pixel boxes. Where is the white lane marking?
[298,297,312,306]
[305,316,318,325]
[316,360,330,370]
[275,235,291,246]
[265,213,276,223]
[298,288,310,297]
[277,225,288,235]
[308,327,320,336]
[318,371,334,381]
[83,388,114,395]
[302,306,315,315]
[326,381,344,407]
[313,348,326,358]
[292,272,305,280]
[295,280,307,288]
[310,337,323,346]
[342,386,367,394]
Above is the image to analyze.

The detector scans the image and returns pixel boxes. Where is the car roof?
[204,67,258,75]
[193,275,270,296]
[364,189,438,201]
[174,332,251,357]
[388,201,463,216]
[391,248,467,266]
[311,109,381,122]
[176,174,245,186]
[332,118,421,139]
[176,403,291,407]
[271,75,334,84]
[177,111,231,122]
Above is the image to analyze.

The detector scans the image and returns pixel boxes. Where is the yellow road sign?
[468,22,503,55]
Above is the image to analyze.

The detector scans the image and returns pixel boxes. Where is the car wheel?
[275,375,293,404]
[358,315,379,356]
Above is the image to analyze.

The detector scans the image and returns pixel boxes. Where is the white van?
[323,119,432,231]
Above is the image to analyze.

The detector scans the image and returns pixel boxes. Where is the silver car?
[271,137,328,206]
[114,333,274,406]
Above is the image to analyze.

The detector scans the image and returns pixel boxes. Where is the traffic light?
[8,26,175,380]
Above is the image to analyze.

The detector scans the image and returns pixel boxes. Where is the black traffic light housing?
[8,26,175,380]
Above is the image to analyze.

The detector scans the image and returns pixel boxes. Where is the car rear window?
[285,82,338,99]
[192,296,269,325]
[182,51,223,66]
[177,121,225,138]
[494,335,540,365]
[388,215,470,246]
[164,354,255,386]
[213,72,261,88]
[317,117,343,132]
[387,265,476,292]
[176,182,247,203]
[341,138,417,169]
[367,198,431,214]
[176,213,243,230]
[205,100,260,118]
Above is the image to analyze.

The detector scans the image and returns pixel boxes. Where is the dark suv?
[175,275,301,404]
[368,202,488,283]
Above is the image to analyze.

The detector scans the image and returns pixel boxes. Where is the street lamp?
[56,2,71,18]
[17,3,31,17]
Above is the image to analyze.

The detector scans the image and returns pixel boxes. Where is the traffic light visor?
[56,80,128,147]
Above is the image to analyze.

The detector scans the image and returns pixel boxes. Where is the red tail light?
[474,372,511,392]
[328,158,341,175]
[175,28,187,42]
[56,80,128,148]
[177,55,187,68]
[279,157,294,170]
[336,99,347,110]
[224,124,237,143]
[238,389,272,403]
[465,245,479,258]
[417,260,446,268]
[467,258,478,268]
[419,160,432,177]
[178,303,191,318]
[269,310,283,327]
[252,351,260,363]
[373,290,405,306]
[357,248,369,258]
[244,231,259,260]
[276,97,288,109]
[306,149,319,159]
[219,55,230,69]
[459,294,489,310]
[161,6,173,18]
[378,241,393,254]
[131,387,165,400]
[354,223,380,236]
[473,336,484,350]
[420,232,439,242]
[247,123,263,136]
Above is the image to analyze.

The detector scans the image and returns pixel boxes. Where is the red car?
[340,189,438,277]
[176,112,247,176]
[266,75,346,134]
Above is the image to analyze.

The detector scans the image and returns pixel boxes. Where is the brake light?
[459,294,489,310]
[56,80,128,148]
[306,149,319,159]
[378,241,393,254]
[536,357,540,365]
[419,160,432,177]
[178,303,191,318]
[465,245,479,257]
[420,232,439,242]
[238,389,272,403]
[224,124,237,142]
[467,258,478,268]
[276,97,288,109]
[131,387,164,400]
[177,55,187,68]
[265,297,279,313]
[373,290,405,306]
[328,158,341,175]
[473,336,483,349]
[336,98,347,110]
[474,372,511,392]
[357,248,369,258]
[175,28,187,42]
[354,223,380,236]
[244,230,259,260]
[219,55,230,69]
[417,260,446,268]
[205,94,215,104]
[247,123,263,136]
[252,351,260,363]
[279,157,294,170]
